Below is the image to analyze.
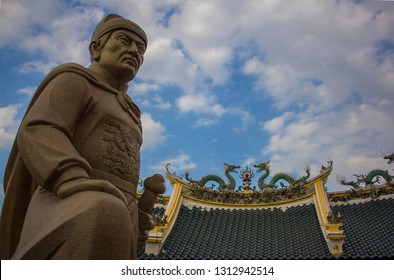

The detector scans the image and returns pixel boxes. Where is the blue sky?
[1,0,394,201]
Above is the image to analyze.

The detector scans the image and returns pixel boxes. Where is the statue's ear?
[89,40,101,62]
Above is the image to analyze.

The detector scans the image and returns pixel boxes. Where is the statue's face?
[97,29,146,83]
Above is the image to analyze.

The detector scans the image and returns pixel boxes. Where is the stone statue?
[0,14,165,259]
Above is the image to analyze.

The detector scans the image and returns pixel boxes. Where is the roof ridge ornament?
[240,166,255,192]
[165,160,334,205]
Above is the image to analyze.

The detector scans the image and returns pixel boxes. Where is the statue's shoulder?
[45,63,99,87]
[40,63,117,96]
[47,63,90,79]
[50,63,88,72]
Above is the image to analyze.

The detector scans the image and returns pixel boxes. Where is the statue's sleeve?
[17,72,93,193]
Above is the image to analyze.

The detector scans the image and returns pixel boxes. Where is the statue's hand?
[55,178,128,207]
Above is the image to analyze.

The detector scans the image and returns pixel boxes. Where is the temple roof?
[140,195,394,260]
[141,202,333,260]
[139,158,394,260]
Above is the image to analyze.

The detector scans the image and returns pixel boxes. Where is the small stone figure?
[0,14,164,259]
[327,210,342,224]
[137,174,166,248]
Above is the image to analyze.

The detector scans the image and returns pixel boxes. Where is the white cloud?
[129,83,171,110]
[262,101,394,191]
[228,107,254,131]
[192,118,218,128]
[177,94,253,130]
[262,112,293,133]
[19,61,58,75]
[0,1,30,47]
[152,95,172,110]
[242,156,256,167]
[130,82,160,95]
[138,37,198,93]
[135,94,172,110]
[141,113,167,150]
[149,153,197,173]
[191,46,233,84]
[177,93,225,117]
[17,86,36,97]
[0,105,20,150]
[238,1,394,111]
[1,1,104,73]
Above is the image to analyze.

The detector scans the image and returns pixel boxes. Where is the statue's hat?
[91,14,147,46]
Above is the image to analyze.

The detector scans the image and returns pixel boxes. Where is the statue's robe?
[0,63,142,259]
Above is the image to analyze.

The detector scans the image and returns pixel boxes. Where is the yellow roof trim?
[182,191,315,209]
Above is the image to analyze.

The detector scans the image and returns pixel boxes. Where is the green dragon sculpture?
[338,169,393,189]
[337,154,393,189]
[253,161,271,189]
[254,160,311,190]
[185,163,241,190]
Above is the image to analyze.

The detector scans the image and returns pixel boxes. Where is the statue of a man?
[0,14,155,259]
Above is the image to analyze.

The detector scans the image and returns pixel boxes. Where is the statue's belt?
[90,169,137,198]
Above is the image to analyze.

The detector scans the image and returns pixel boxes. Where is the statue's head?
[89,14,148,83]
